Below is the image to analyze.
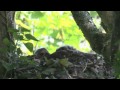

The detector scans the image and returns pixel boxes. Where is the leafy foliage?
[1,54,74,79]
[1,11,108,79]
[15,11,93,54]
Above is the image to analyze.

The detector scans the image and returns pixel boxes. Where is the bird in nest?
[33,46,97,64]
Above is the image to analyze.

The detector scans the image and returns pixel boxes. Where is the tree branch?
[97,11,114,34]
[111,11,120,61]
[71,11,106,54]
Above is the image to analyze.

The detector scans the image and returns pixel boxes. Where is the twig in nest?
[87,62,94,65]
[16,67,35,72]
[73,65,78,76]
[63,67,73,79]
[82,61,88,72]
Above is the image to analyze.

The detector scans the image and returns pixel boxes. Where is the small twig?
[82,62,88,72]
[16,66,35,72]
[3,71,8,79]
[87,62,94,65]
[63,67,73,79]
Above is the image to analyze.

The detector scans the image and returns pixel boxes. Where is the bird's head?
[34,48,50,60]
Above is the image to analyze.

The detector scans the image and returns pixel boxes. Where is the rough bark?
[111,12,120,62]
[0,11,15,78]
[97,11,120,63]
[71,11,120,68]
[97,11,115,33]
[97,11,115,65]
[71,11,108,59]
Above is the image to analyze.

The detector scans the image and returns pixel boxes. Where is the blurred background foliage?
[15,11,101,55]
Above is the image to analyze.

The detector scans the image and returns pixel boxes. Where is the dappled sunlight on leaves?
[15,11,92,55]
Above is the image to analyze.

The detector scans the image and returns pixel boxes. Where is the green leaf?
[3,38,10,46]
[31,11,44,19]
[17,48,22,55]
[9,44,16,51]
[21,27,30,33]
[50,30,59,38]
[13,33,24,40]
[8,28,19,33]
[1,61,14,71]
[24,42,33,52]
[25,34,38,41]
[42,68,56,75]
[89,11,98,18]
[59,58,72,67]
[0,48,7,53]
[19,35,24,40]
[45,58,54,65]
[19,56,28,60]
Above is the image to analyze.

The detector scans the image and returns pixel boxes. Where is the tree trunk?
[0,11,15,78]
[71,11,108,60]
[111,12,120,61]
[71,11,120,70]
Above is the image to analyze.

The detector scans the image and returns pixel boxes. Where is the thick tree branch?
[97,11,120,64]
[71,11,106,54]
[111,12,120,61]
[97,11,114,34]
